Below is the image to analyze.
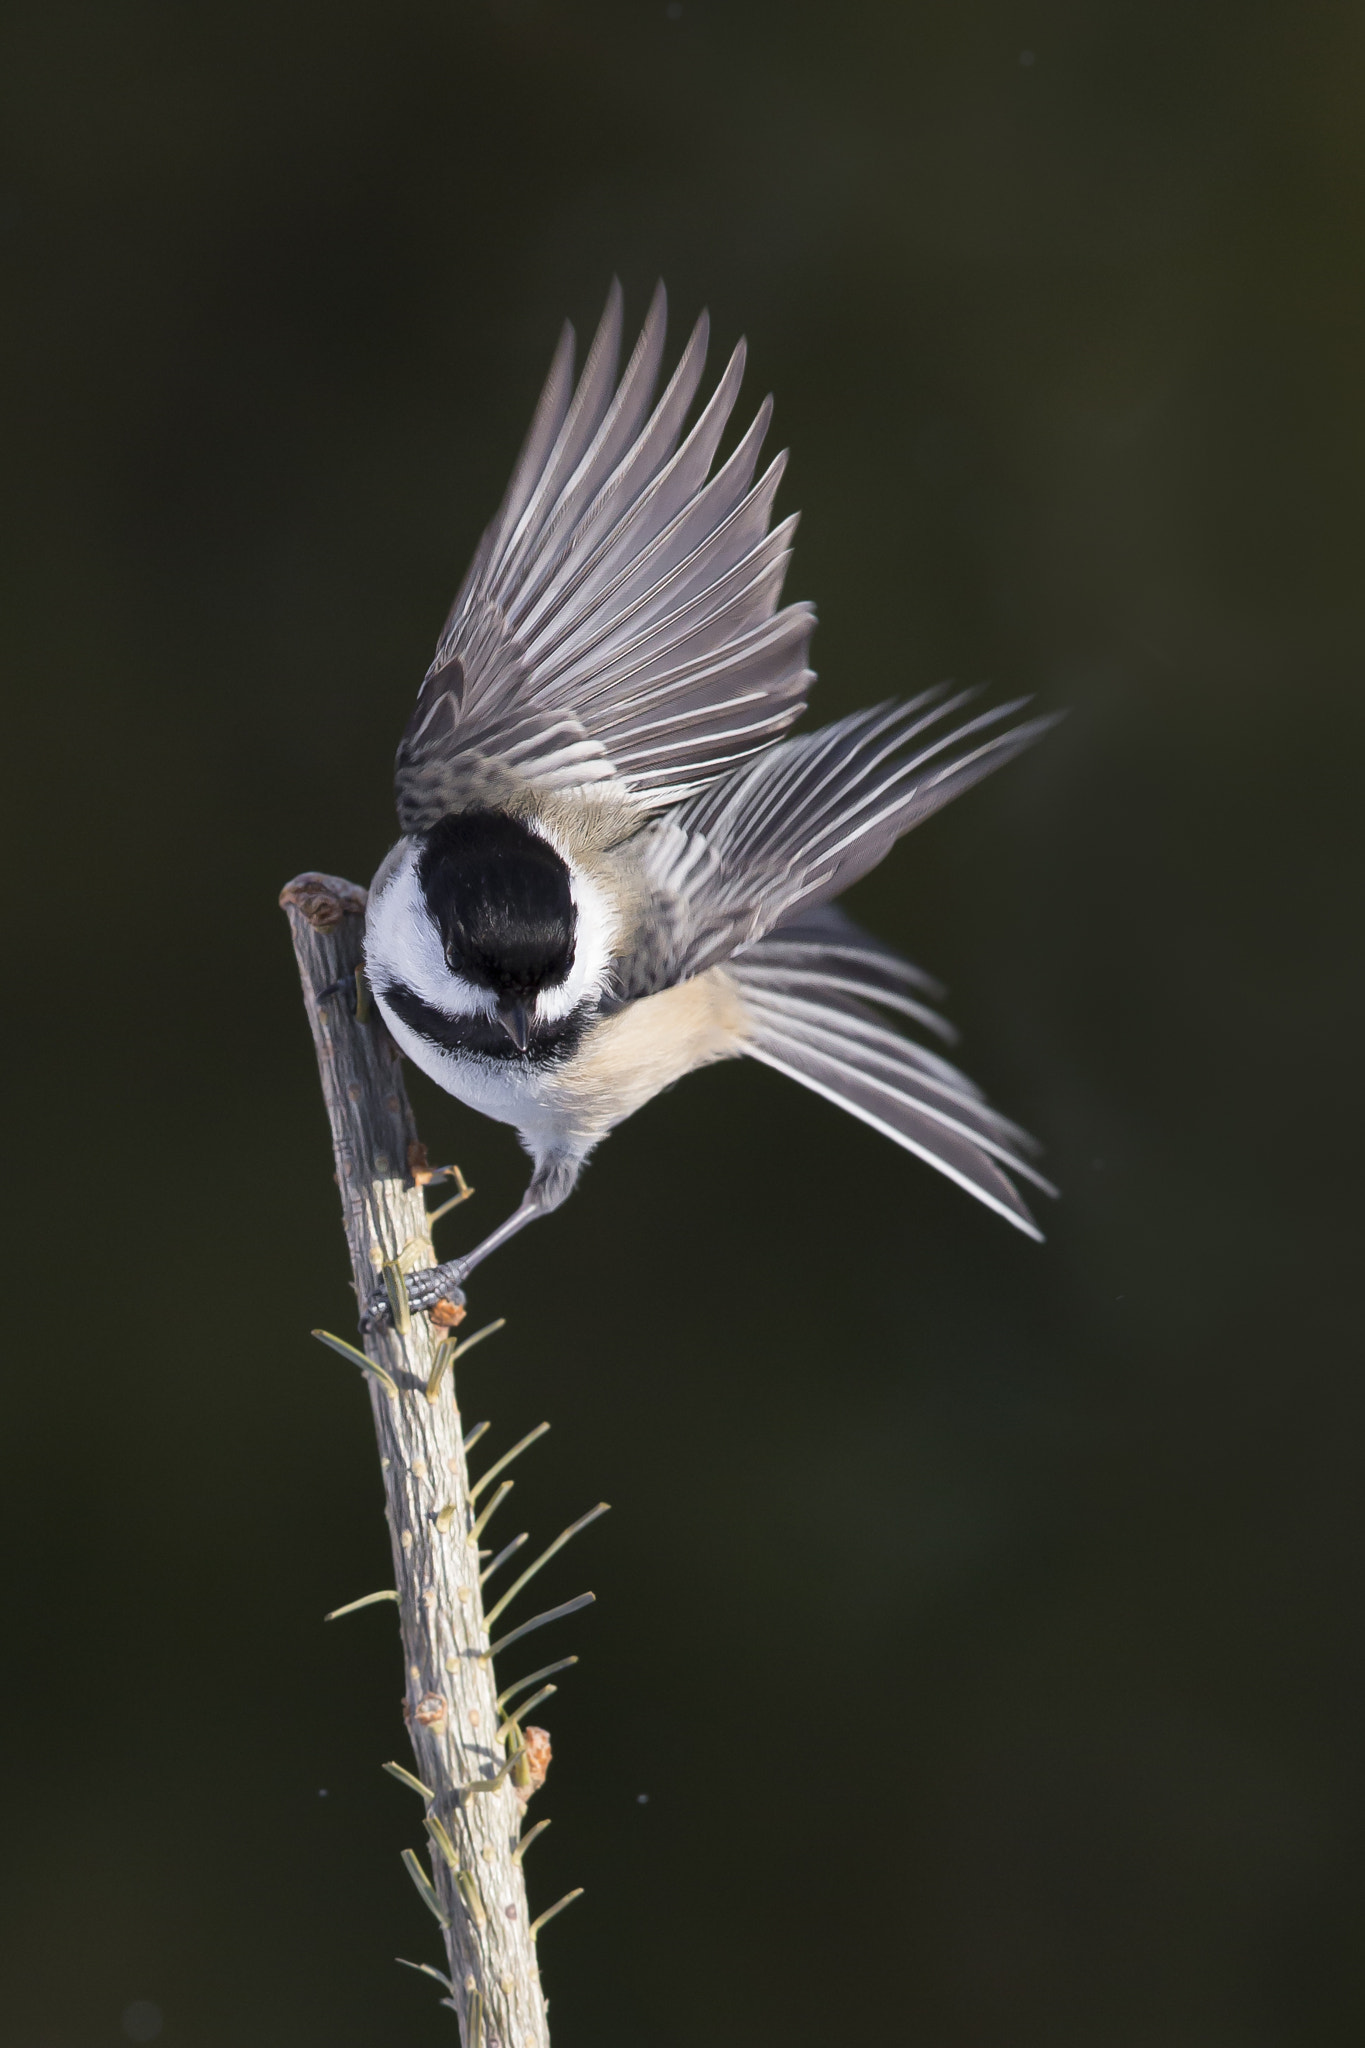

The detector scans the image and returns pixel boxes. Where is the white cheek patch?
[532,835,617,1025]
[364,844,496,1021]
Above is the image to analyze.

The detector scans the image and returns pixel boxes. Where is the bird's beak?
[496,996,530,1051]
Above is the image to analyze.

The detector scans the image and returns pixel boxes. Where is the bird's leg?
[426,1191,548,1297]
[363,1158,579,1329]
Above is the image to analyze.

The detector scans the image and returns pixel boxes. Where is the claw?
[362,1258,467,1332]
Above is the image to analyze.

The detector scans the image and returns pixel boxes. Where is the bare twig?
[281,871,569,2048]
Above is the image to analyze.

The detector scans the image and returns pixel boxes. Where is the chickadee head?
[416,810,577,1050]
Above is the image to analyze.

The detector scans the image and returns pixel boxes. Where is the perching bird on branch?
[363,281,1057,1321]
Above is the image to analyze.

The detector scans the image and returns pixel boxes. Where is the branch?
[280,871,579,2048]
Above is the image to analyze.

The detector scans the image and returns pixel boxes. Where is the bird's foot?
[362,1257,467,1333]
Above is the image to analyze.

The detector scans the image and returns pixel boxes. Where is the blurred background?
[4,1,1363,2042]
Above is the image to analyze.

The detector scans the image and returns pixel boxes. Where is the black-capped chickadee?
[363,282,1057,1320]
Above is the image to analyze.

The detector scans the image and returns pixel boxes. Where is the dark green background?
[5,1,1363,2042]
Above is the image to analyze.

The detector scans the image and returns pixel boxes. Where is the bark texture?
[281,870,557,2048]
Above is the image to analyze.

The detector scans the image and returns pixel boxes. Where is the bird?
[361,280,1057,1322]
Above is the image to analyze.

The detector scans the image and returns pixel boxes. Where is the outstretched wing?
[729,906,1052,1237]
[634,687,1061,987]
[395,280,816,832]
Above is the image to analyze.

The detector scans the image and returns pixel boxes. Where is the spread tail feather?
[729,907,1052,1238]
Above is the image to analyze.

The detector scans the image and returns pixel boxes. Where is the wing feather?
[396,284,814,829]
[490,282,627,603]
[638,690,1060,978]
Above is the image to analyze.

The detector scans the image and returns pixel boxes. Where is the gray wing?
[634,686,1061,985]
[395,280,816,831]
[729,906,1052,1237]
